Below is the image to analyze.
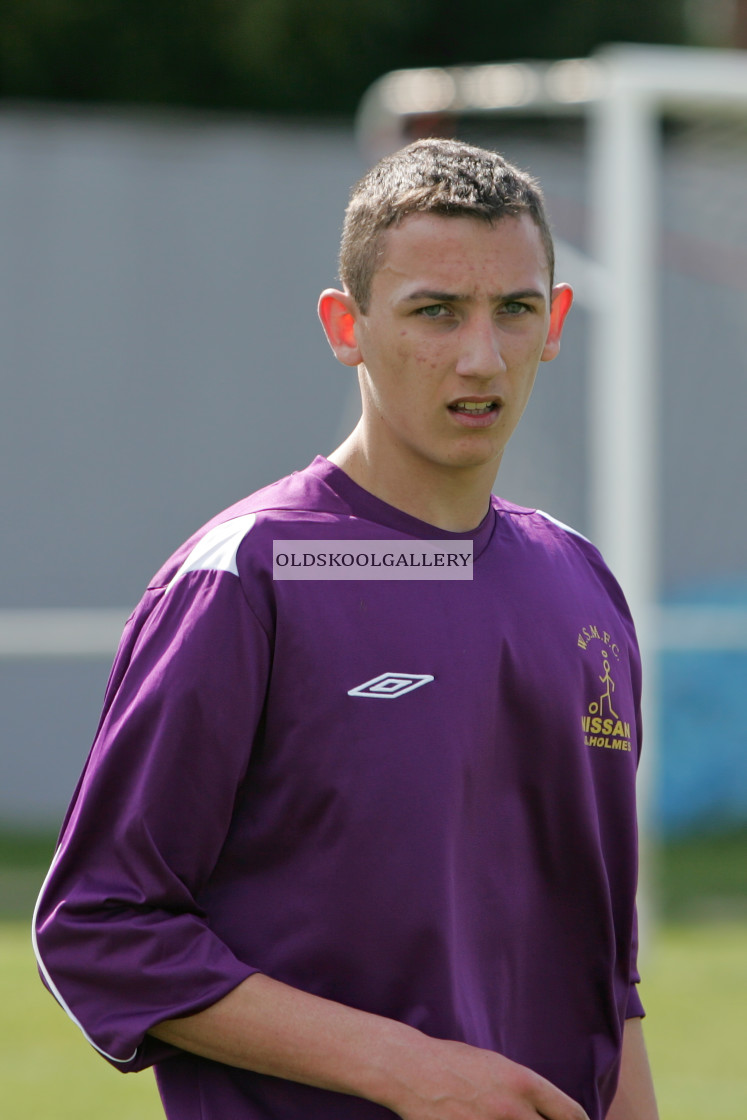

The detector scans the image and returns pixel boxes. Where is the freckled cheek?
[393,338,440,370]
[414,335,454,367]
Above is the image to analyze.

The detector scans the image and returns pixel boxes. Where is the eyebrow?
[400,287,547,305]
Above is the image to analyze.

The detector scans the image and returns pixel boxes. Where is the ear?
[318,289,363,367]
[540,283,573,363]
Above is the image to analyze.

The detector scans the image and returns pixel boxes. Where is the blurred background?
[1,2,746,1117]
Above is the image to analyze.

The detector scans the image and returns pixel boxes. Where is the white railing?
[0,609,130,658]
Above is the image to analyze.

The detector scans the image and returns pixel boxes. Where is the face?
[320,211,572,485]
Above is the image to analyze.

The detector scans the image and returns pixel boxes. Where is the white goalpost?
[355,43,747,939]
[357,41,747,632]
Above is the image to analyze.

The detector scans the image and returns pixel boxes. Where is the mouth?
[446,397,502,430]
[448,400,499,416]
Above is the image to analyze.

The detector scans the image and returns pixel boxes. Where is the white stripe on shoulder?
[535,509,590,543]
[166,512,257,592]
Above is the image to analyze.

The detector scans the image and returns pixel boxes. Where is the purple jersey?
[34,456,644,1120]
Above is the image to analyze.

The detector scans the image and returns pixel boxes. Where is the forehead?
[372,212,551,299]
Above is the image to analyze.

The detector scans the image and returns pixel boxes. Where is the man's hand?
[384,1034,588,1119]
[151,974,589,1120]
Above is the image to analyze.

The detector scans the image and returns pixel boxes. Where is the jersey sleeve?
[625,905,645,1019]
[33,563,272,1071]
[573,524,647,1023]
[629,624,646,1021]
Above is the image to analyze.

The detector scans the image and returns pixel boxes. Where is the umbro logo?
[347,672,434,699]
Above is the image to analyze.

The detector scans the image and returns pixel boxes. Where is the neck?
[327,423,500,533]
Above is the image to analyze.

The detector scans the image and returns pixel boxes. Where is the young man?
[34,139,658,1120]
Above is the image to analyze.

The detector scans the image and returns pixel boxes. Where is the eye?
[501,301,531,316]
[416,304,450,319]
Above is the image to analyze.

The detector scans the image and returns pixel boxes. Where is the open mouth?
[448,401,498,415]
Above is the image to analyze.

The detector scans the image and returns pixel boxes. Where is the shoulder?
[109,460,351,672]
[146,458,350,592]
[491,496,634,622]
[492,495,594,554]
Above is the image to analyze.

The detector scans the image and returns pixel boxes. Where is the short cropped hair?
[340,138,554,312]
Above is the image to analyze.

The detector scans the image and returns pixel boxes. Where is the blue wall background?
[659,585,747,836]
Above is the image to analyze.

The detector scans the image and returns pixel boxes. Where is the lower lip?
[448,406,500,428]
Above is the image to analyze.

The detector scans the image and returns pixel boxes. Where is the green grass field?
[2,829,746,1119]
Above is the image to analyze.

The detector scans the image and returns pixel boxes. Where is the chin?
[438,448,503,471]
[449,437,505,464]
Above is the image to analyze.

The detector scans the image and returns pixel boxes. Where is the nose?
[454,314,506,380]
